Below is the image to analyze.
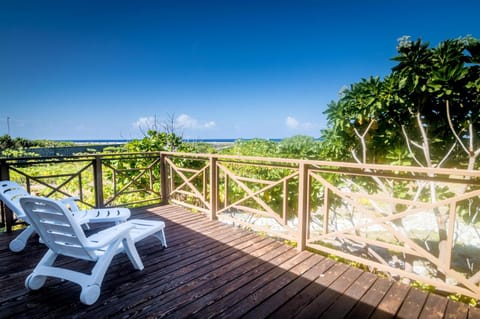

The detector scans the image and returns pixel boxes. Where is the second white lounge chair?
[20,196,167,305]
[0,180,131,252]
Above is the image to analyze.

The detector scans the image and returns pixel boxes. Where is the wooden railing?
[164,152,480,300]
[2,151,480,299]
[0,152,164,230]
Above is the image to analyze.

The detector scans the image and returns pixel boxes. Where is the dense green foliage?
[220,136,322,159]
[121,130,183,153]
[116,130,216,155]
[0,134,76,158]
[0,134,38,149]
[317,36,480,296]
[217,136,323,218]
[3,35,480,303]
[321,35,480,169]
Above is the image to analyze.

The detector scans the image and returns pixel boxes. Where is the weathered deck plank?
[317,271,378,319]
[294,266,365,319]
[0,204,478,318]
[369,282,411,319]
[344,277,394,319]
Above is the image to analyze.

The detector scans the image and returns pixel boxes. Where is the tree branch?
[353,120,376,164]
[446,100,469,154]
[437,141,457,168]
[402,125,424,167]
[470,123,475,153]
[351,149,362,164]
[416,112,432,167]
[409,141,424,150]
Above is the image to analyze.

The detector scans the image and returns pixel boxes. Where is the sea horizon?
[55,138,288,144]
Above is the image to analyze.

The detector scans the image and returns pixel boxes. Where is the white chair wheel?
[9,239,26,252]
[80,284,101,305]
[25,274,46,290]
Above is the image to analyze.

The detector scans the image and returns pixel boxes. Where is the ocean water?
[56,139,130,144]
[57,138,286,144]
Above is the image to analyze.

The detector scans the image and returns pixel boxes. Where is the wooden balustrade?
[0,152,164,231]
[2,151,480,299]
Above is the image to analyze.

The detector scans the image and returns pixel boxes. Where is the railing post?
[323,187,330,235]
[160,153,168,205]
[209,156,218,221]
[0,159,13,232]
[297,161,308,251]
[93,156,104,208]
[0,159,9,181]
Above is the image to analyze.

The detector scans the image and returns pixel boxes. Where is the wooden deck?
[1,205,479,319]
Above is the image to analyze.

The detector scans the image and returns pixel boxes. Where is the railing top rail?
[161,151,300,165]
[1,151,163,163]
[162,152,480,178]
[2,150,479,178]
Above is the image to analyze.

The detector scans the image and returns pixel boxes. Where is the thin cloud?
[286,116,299,129]
[204,121,216,128]
[176,114,216,130]
[285,116,318,131]
[132,114,215,136]
[133,116,156,130]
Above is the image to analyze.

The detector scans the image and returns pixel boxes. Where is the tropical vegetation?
[2,35,480,302]
[0,134,76,157]
[321,35,480,170]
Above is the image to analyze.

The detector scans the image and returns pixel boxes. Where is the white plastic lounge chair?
[19,196,167,305]
[0,180,131,252]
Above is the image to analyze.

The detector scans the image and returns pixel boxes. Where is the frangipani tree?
[320,35,480,281]
[392,35,480,170]
[322,35,480,169]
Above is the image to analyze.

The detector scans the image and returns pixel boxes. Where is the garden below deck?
[1,204,479,318]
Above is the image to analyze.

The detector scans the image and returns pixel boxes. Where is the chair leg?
[153,229,167,248]
[78,239,123,305]
[122,236,144,270]
[25,273,47,290]
[89,240,122,286]
[80,284,101,305]
[9,225,36,252]
[78,235,144,305]
[25,250,58,290]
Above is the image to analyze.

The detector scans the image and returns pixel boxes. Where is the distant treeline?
[25,144,125,157]
[0,134,75,149]
[0,134,123,157]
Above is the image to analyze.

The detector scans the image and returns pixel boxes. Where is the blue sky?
[1,0,479,140]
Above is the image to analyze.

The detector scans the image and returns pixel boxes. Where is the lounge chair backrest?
[19,196,165,305]
[0,181,30,218]
[1,180,132,253]
[19,197,96,261]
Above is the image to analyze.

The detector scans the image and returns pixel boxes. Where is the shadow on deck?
[0,204,479,318]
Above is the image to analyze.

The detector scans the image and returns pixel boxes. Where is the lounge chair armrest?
[60,197,81,211]
[85,222,135,248]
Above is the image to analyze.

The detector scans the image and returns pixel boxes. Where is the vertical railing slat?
[0,159,13,232]
[209,156,218,221]
[297,161,308,251]
[203,167,207,203]
[323,187,330,235]
[78,174,83,202]
[283,179,288,225]
[93,156,104,208]
[445,203,457,273]
[160,153,168,204]
[224,172,229,210]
